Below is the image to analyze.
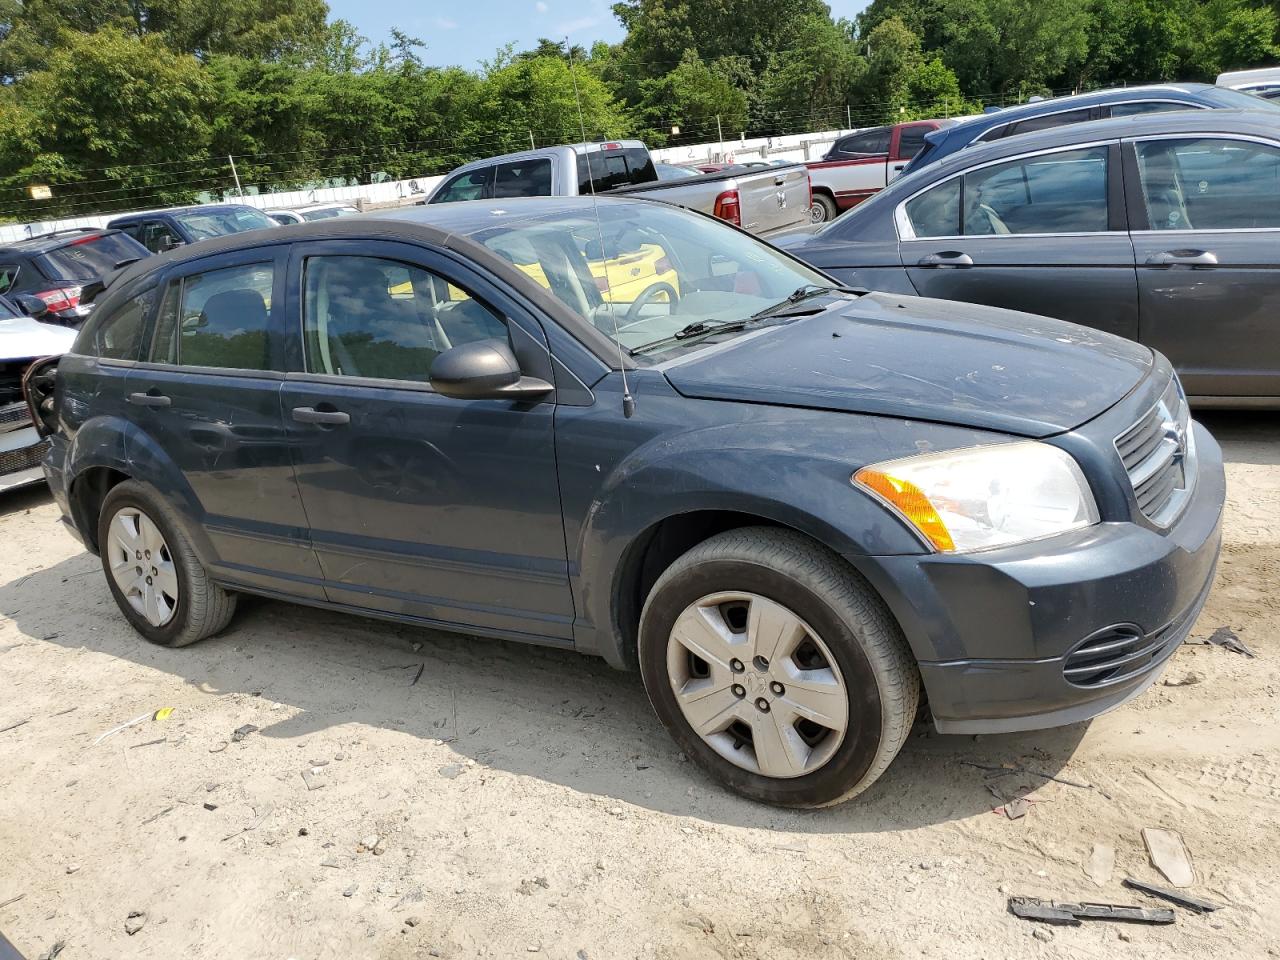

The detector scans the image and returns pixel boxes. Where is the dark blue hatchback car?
[29,197,1224,807]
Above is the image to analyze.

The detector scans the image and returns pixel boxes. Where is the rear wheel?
[98,480,236,647]
[809,194,839,223]
[639,527,918,807]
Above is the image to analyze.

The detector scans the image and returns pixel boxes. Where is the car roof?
[443,140,649,177]
[0,228,123,255]
[913,107,1280,183]
[107,203,263,224]
[932,83,1222,144]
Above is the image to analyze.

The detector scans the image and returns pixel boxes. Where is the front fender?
[558,378,1001,667]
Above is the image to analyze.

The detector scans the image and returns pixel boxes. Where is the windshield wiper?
[629,319,749,355]
[749,283,864,322]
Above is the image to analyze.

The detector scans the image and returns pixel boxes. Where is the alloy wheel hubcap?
[665,591,849,779]
[107,507,179,627]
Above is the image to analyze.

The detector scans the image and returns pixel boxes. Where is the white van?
[1217,66,1280,94]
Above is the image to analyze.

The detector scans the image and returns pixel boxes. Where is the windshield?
[1204,86,1280,111]
[173,206,277,240]
[467,202,832,358]
[37,232,146,281]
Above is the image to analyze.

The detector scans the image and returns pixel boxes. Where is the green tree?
[635,50,748,145]
[759,15,864,130]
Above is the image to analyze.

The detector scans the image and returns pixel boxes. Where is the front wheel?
[638,528,918,807]
[98,480,237,647]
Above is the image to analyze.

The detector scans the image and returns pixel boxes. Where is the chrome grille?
[0,437,49,476]
[1115,378,1194,527]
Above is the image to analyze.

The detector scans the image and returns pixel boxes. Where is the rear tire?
[98,480,236,647]
[638,527,918,807]
[809,194,839,223]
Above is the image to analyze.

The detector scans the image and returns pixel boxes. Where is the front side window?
[148,262,276,369]
[1135,137,1280,230]
[93,288,153,360]
[961,146,1109,235]
[0,265,19,294]
[433,169,492,204]
[303,255,507,382]
[494,159,553,198]
[834,128,890,157]
[138,221,183,254]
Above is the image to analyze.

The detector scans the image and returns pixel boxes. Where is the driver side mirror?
[14,293,49,319]
[429,339,553,401]
[158,235,185,253]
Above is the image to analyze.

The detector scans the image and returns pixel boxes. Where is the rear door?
[279,239,573,640]
[124,245,324,597]
[901,141,1140,341]
[1125,134,1280,398]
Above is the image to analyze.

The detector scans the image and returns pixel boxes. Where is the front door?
[124,246,324,598]
[279,240,573,641]
[901,143,1140,341]
[1126,134,1280,398]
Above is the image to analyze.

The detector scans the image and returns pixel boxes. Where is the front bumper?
[0,422,52,493]
[857,420,1225,735]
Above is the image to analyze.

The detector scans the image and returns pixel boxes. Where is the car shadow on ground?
[1198,409,1280,466]
[1,535,1091,834]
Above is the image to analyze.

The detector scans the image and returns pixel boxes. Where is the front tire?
[98,480,236,647]
[638,528,918,807]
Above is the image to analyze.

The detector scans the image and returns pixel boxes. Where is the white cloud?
[433,15,458,29]
[555,14,602,34]
[535,1,548,13]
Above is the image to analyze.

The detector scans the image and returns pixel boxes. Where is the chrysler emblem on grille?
[1159,401,1187,470]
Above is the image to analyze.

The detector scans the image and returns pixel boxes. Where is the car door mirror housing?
[159,235,185,252]
[13,293,49,319]
[430,339,554,401]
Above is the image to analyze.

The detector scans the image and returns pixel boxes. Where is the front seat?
[193,289,270,367]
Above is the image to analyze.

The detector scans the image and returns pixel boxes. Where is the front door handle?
[291,406,350,425]
[917,252,974,269]
[892,163,906,171]
[127,391,171,408]
[1146,249,1218,267]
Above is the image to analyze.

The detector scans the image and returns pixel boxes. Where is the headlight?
[853,442,1098,553]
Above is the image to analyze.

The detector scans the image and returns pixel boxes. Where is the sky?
[324,0,872,69]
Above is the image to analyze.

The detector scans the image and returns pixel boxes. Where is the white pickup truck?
[427,140,813,239]
[805,119,956,222]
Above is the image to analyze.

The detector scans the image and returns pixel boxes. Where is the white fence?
[0,127,855,242]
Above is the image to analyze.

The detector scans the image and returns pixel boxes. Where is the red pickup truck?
[806,119,956,222]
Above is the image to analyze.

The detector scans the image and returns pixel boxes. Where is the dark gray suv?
[31,197,1224,807]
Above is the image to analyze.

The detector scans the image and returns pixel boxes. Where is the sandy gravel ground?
[1,412,1277,960]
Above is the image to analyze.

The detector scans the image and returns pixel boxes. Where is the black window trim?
[894,138,1121,241]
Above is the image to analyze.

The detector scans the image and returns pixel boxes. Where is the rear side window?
[834,128,890,157]
[433,169,492,203]
[148,262,277,370]
[494,159,553,198]
[577,148,657,193]
[37,233,146,280]
[302,254,507,382]
[898,126,932,159]
[92,287,153,361]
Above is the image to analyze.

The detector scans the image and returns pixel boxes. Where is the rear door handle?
[127,392,171,408]
[917,252,974,268]
[291,406,350,425]
[1146,250,1218,267]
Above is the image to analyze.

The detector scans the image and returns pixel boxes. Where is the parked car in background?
[266,203,361,225]
[1,293,76,492]
[654,162,702,181]
[107,204,278,254]
[1217,66,1280,95]
[427,140,813,238]
[30,196,1222,807]
[902,83,1280,175]
[781,109,1280,404]
[0,229,149,324]
[807,119,956,222]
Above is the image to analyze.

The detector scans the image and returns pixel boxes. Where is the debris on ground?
[202,802,218,811]
[37,940,65,960]
[411,663,425,686]
[1001,797,1030,820]
[208,741,228,753]
[1142,828,1196,887]
[124,910,148,935]
[1200,626,1256,657]
[1008,896,1175,926]
[0,894,23,909]
[1122,878,1222,913]
[140,806,174,826]
[231,724,258,742]
[961,760,1095,792]
[1163,672,1203,687]
[343,884,358,898]
[301,768,325,791]
[438,764,464,779]
[0,718,30,735]
[1085,844,1115,887]
[222,805,272,842]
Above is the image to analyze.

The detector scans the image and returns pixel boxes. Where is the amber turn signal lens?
[853,467,955,552]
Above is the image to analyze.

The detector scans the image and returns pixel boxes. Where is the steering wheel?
[624,282,681,325]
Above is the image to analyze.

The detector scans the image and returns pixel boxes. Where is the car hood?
[0,316,77,360]
[661,293,1153,438]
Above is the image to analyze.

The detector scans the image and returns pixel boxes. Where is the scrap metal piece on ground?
[1205,626,1255,657]
[1123,877,1222,913]
[1008,896,1175,926]
[1142,828,1196,887]
[231,724,258,742]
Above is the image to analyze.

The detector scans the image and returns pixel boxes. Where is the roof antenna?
[567,39,636,419]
